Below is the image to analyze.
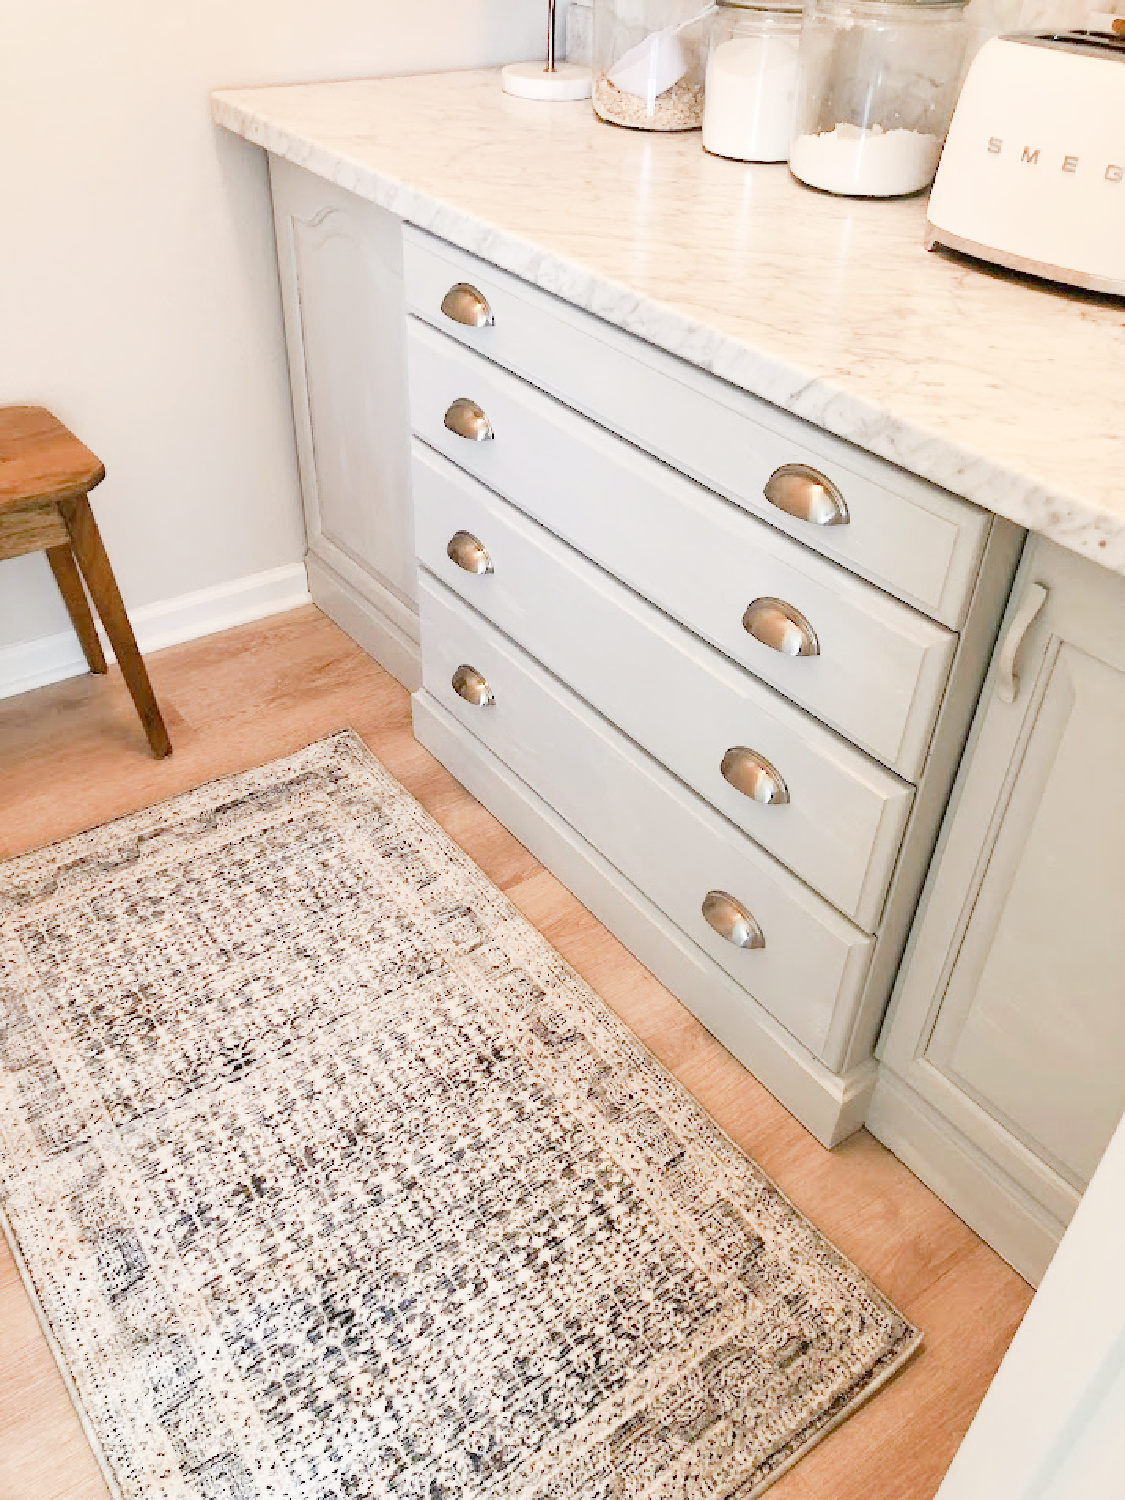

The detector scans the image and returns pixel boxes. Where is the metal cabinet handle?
[444,398,493,442]
[996,583,1048,704]
[440,282,495,328]
[763,464,849,527]
[720,746,790,806]
[451,663,494,706]
[446,530,494,575]
[702,890,765,950]
[742,597,819,657]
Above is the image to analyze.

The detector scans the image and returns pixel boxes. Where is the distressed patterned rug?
[0,731,920,1500]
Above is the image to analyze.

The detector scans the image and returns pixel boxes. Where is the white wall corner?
[0,561,311,702]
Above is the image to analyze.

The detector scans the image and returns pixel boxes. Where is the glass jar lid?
[815,0,969,8]
[716,0,802,10]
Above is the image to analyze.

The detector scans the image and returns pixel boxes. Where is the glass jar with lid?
[789,0,969,196]
[703,1,802,161]
[592,0,712,130]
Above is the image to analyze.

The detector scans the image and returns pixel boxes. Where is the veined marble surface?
[213,70,1125,574]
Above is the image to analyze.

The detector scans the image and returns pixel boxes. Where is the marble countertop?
[213,70,1125,575]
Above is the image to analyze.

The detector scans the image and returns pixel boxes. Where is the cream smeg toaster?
[927,29,1125,295]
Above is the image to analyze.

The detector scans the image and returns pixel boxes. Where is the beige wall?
[0,0,541,660]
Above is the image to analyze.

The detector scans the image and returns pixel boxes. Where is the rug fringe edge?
[0,1203,126,1500]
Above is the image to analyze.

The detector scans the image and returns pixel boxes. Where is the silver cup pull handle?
[742,598,819,657]
[451,664,494,706]
[446,530,494,575]
[702,890,765,950]
[440,282,495,328]
[764,464,849,527]
[720,747,790,805]
[444,398,493,442]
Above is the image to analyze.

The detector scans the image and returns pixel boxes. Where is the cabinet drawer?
[403,226,991,629]
[420,576,873,1067]
[408,320,956,780]
[415,444,913,930]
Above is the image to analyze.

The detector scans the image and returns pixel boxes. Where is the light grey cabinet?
[869,535,1125,1283]
[402,227,1023,1147]
[269,157,420,687]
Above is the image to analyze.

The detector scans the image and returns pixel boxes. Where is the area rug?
[0,730,920,1500]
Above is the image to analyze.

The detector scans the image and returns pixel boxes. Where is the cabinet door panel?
[928,641,1125,1188]
[872,538,1125,1279]
[271,158,416,607]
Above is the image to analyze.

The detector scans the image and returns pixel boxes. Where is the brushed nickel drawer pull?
[720,746,790,805]
[440,282,495,328]
[451,663,494,706]
[742,597,820,657]
[446,530,494,575]
[444,398,494,442]
[702,890,765,950]
[764,464,849,527]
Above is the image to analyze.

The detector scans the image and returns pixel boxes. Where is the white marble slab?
[213,71,1125,574]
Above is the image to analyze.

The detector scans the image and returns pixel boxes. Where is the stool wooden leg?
[61,494,172,759]
[46,543,107,675]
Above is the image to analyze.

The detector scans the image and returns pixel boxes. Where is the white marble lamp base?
[501,61,593,100]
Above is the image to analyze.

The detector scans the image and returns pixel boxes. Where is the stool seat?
[0,405,171,758]
[0,406,106,511]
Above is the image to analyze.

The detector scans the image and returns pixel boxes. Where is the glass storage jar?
[703,1,802,161]
[789,0,968,196]
[593,0,712,130]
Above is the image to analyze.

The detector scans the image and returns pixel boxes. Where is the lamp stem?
[547,0,556,72]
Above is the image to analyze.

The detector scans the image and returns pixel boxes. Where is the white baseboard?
[413,687,876,1149]
[0,562,311,701]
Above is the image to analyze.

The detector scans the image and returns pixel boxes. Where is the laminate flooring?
[0,605,1035,1500]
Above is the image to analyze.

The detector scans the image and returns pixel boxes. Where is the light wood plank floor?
[0,605,1034,1500]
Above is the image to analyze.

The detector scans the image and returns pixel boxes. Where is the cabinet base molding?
[866,1068,1062,1284]
[413,688,877,1148]
[306,551,420,691]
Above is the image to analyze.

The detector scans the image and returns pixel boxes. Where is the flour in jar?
[789,121,941,197]
[703,32,800,162]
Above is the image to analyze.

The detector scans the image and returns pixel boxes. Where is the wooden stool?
[0,407,172,758]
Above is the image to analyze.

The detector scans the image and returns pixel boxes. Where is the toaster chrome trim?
[926,224,1125,297]
[1011,29,1125,58]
